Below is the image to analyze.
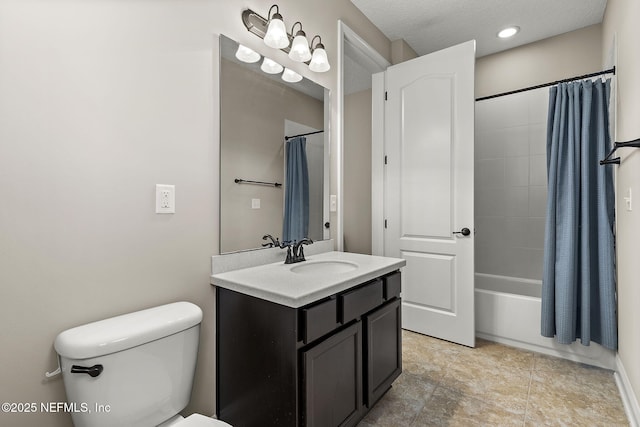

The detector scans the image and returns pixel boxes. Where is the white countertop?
[210,251,406,308]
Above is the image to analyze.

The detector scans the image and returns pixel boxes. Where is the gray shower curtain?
[541,79,617,350]
[282,136,309,243]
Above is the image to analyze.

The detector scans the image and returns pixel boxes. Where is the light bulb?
[261,57,283,74]
[289,33,311,62]
[235,44,260,63]
[282,68,303,83]
[264,13,289,49]
[309,45,330,72]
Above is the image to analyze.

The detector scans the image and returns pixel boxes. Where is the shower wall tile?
[476,188,506,217]
[475,89,548,281]
[505,187,529,217]
[498,93,529,127]
[475,103,492,133]
[505,217,529,248]
[476,158,505,189]
[529,124,547,155]
[476,94,528,130]
[528,87,549,124]
[529,186,547,217]
[476,244,509,277]
[529,155,547,186]
[506,156,529,187]
[508,248,544,280]
[502,126,529,157]
[528,218,546,249]
[475,130,504,160]
[475,216,506,250]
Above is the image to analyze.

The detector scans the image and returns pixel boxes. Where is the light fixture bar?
[241,7,329,73]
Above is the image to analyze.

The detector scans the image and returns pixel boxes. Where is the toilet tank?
[54,302,203,427]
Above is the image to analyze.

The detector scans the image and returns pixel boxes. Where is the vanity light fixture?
[235,44,261,63]
[288,22,312,62]
[309,36,330,73]
[241,6,330,73]
[263,5,289,49]
[497,26,520,39]
[261,57,284,74]
[282,68,303,83]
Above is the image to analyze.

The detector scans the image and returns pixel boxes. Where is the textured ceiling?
[350,0,607,57]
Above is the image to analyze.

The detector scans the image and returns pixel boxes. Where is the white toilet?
[54,302,231,427]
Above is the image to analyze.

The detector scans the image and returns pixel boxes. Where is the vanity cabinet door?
[302,322,363,427]
[364,298,402,407]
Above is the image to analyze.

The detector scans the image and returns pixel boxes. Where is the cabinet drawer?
[383,271,401,300]
[302,298,338,344]
[340,279,384,323]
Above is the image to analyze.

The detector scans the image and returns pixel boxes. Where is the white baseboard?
[616,354,640,427]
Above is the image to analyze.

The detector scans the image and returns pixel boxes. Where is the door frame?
[337,20,389,251]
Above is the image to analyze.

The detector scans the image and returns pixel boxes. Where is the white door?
[383,40,476,347]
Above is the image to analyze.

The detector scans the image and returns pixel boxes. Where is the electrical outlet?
[156,184,175,214]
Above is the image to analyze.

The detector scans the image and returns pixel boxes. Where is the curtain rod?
[285,130,324,140]
[476,67,616,102]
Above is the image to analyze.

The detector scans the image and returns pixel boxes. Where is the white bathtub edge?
[475,288,616,370]
[615,353,640,427]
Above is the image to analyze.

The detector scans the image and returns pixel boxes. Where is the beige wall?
[602,0,640,412]
[220,59,323,253]
[476,24,603,99]
[0,0,390,426]
[391,39,418,65]
[344,89,373,254]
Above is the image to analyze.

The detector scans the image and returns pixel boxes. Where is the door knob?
[453,227,471,237]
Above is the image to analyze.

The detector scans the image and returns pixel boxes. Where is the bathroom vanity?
[211,251,405,427]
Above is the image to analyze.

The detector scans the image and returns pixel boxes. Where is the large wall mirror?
[219,35,330,254]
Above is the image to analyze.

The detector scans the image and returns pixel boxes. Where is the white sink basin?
[290,260,359,275]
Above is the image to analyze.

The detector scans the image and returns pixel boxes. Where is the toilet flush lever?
[71,364,104,378]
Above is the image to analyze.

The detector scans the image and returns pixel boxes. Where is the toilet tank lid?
[54,302,203,359]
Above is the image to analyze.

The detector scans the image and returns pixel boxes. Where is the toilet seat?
[177,413,232,427]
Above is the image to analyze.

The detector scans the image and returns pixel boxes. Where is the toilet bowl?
[54,302,232,427]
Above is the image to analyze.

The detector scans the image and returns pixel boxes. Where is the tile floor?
[359,330,628,426]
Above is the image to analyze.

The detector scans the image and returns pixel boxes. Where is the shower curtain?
[282,136,309,243]
[541,79,617,350]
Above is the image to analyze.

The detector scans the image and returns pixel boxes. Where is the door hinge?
[384,219,388,229]
[384,91,388,101]
[384,155,388,165]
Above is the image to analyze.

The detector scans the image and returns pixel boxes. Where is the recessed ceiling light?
[498,26,520,39]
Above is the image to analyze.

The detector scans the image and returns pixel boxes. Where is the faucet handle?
[284,245,294,264]
[294,238,313,262]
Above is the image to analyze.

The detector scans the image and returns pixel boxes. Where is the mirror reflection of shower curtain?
[283,136,309,242]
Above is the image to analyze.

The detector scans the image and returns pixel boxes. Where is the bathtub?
[475,273,616,369]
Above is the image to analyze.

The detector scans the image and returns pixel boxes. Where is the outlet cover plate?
[156,184,175,214]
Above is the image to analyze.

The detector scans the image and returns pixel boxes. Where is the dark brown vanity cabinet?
[216,270,402,427]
